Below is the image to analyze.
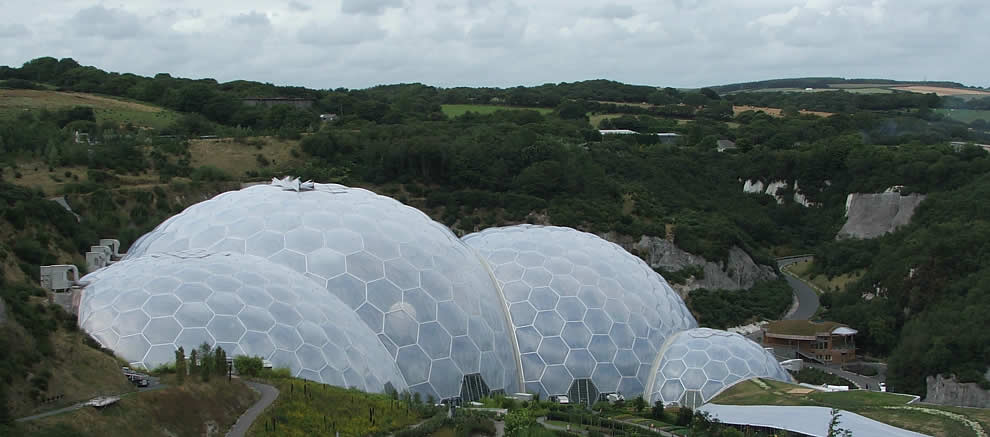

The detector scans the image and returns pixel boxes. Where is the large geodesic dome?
[78,250,406,393]
[123,181,520,400]
[646,328,793,408]
[463,225,698,401]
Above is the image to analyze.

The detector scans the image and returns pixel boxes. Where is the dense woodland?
[1,57,990,403]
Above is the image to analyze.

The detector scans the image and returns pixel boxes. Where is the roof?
[765,320,849,337]
[655,132,680,137]
[698,404,928,437]
[717,139,737,149]
[599,129,639,135]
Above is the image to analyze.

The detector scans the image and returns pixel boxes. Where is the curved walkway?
[226,381,279,437]
[777,256,820,320]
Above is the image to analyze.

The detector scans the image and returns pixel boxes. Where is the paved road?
[537,416,677,437]
[805,362,884,391]
[777,256,820,320]
[225,381,279,437]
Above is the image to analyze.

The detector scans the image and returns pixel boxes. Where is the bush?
[790,367,854,386]
[190,165,230,182]
[234,355,264,377]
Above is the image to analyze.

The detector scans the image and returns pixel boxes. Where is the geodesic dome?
[77,250,406,393]
[463,225,697,400]
[123,181,520,400]
[646,328,793,408]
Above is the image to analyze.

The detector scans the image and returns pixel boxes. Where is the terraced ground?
[713,379,990,437]
[935,108,990,124]
[0,89,180,129]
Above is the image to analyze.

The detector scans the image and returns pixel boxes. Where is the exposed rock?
[925,374,990,408]
[743,179,765,194]
[764,180,788,204]
[742,179,819,207]
[613,235,777,295]
[837,192,926,239]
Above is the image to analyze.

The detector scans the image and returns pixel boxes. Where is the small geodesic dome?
[78,250,406,394]
[646,328,793,408]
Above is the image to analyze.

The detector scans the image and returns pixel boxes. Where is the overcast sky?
[1,0,987,90]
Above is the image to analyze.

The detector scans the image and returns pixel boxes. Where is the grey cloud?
[69,6,141,40]
[297,18,386,46]
[341,0,402,15]
[230,11,271,28]
[0,23,30,38]
[289,1,312,12]
[592,3,636,20]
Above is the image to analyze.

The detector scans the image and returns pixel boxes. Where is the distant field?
[0,89,180,129]
[842,87,894,94]
[588,113,691,128]
[828,83,899,89]
[892,85,990,97]
[935,108,990,123]
[441,104,552,117]
[727,87,839,94]
[733,105,834,117]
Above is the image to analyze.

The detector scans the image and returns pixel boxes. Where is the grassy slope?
[17,378,259,437]
[0,89,180,129]
[785,260,863,293]
[713,379,989,437]
[246,378,422,437]
[935,108,990,124]
[441,104,552,117]
[5,329,135,418]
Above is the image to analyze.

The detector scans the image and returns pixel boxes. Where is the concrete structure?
[241,97,314,109]
[716,139,737,152]
[763,320,857,365]
[599,129,639,135]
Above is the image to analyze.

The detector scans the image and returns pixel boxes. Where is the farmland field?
[441,104,552,117]
[891,86,990,97]
[733,105,834,117]
[0,89,180,129]
[935,108,990,124]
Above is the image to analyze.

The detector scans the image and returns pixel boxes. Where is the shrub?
[234,355,264,377]
[190,165,230,182]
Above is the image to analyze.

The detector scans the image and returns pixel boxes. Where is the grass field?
[17,378,259,437]
[935,108,990,124]
[786,260,863,293]
[245,378,424,436]
[188,136,304,178]
[733,105,835,118]
[0,89,180,129]
[588,113,691,128]
[441,104,552,117]
[713,379,989,437]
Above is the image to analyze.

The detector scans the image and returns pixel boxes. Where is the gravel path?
[225,381,279,437]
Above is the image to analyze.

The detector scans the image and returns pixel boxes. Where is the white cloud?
[0,0,986,89]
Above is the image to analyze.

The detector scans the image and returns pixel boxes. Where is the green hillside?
[1,56,990,405]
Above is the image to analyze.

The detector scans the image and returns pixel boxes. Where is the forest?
[1,57,990,398]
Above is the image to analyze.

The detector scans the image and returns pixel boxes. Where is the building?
[599,129,639,135]
[241,97,315,109]
[716,139,737,152]
[320,113,339,122]
[656,132,680,145]
[763,320,858,365]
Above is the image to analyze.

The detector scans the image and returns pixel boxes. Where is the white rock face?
[631,237,777,294]
[764,181,788,204]
[792,181,818,207]
[838,192,926,239]
[742,180,765,194]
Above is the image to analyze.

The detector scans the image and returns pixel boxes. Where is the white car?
[556,395,570,404]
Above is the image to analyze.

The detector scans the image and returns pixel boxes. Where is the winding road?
[777,256,819,320]
[225,381,279,437]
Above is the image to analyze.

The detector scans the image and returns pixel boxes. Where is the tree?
[504,409,535,437]
[175,347,186,385]
[828,409,853,437]
[413,392,421,405]
[632,396,646,412]
[215,347,227,377]
[676,407,694,426]
[189,349,198,374]
[651,401,664,420]
[198,342,213,382]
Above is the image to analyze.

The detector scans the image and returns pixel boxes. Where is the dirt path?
[225,381,279,437]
